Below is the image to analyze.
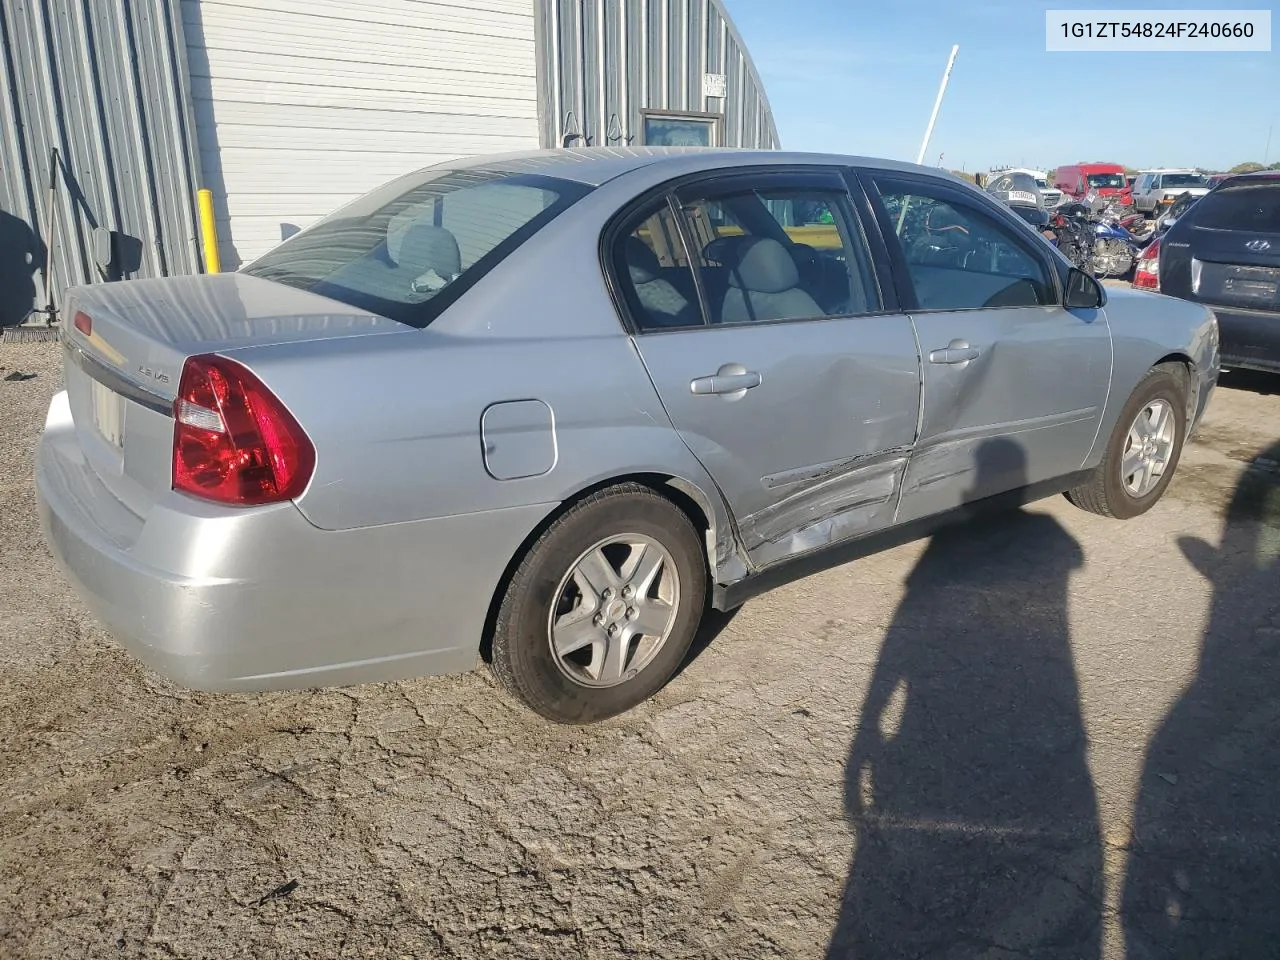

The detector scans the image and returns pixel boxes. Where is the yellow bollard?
[197,189,221,274]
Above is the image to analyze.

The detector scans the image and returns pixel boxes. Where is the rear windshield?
[241,169,591,327]
[1192,181,1280,232]
[1161,173,1207,188]
[1087,173,1125,188]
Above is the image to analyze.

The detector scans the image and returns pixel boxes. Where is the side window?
[674,181,880,325]
[613,201,705,331]
[874,182,1054,311]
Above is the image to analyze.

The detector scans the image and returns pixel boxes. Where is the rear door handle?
[690,365,762,396]
[928,339,980,365]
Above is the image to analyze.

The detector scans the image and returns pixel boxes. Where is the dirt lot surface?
[3,340,1279,959]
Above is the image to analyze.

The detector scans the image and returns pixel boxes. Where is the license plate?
[1224,277,1278,300]
[90,379,124,448]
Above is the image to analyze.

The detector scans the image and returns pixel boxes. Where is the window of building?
[641,113,719,148]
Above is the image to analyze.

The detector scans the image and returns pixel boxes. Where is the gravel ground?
[2,340,1279,959]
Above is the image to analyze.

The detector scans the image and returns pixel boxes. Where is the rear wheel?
[491,483,707,724]
[1065,366,1187,519]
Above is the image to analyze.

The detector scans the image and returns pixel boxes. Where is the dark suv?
[1136,172,1280,374]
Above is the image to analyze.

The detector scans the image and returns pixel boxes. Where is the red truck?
[1053,162,1132,205]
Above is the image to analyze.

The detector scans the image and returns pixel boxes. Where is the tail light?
[74,311,92,336]
[1133,238,1161,290]
[172,355,315,506]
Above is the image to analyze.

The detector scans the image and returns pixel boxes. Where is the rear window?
[241,169,591,327]
[1161,173,1207,188]
[1191,181,1280,232]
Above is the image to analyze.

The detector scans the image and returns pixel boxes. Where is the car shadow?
[1121,441,1280,957]
[671,604,739,680]
[826,438,1103,959]
[1217,368,1280,396]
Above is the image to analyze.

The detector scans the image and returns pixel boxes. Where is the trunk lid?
[61,272,408,517]
[1164,226,1280,311]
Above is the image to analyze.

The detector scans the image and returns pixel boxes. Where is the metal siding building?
[1,0,777,327]
[536,0,778,153]
[0,0,203,328]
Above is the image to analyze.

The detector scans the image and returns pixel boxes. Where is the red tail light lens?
[1133,238,1161,290]
[74,311,92,336]
[172,355,315,505]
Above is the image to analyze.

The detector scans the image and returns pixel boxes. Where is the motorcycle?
[1090,218,1142,277]
[1045,202,1098,275]
[991,177,1138,278]
[1071,190,1144,276]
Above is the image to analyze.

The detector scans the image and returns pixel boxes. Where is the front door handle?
[690,363,762,397]
[928,339,980,365]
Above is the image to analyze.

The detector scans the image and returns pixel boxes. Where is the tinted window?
[1191,181,1280,232]
[674,181,880,324]
[875,182,1054,310]
[242,170,589,327]
[614,203,705,331]
[1161,173,1207,189]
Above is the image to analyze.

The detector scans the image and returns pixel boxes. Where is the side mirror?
[1065,267,1105,309]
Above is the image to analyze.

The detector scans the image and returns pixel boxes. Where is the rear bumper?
[36,390,553,692]
[1214,305,1280,374]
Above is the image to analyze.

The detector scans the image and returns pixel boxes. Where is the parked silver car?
[37,148,1220,723]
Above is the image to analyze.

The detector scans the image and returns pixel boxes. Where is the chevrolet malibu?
[37,149,1220,723]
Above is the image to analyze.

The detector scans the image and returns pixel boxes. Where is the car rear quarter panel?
[1094,289,1219,461]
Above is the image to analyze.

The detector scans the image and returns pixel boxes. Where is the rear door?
[612,168,922,568]
[859,171,1112,523]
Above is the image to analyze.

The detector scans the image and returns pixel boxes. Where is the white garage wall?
[184,0,540,268]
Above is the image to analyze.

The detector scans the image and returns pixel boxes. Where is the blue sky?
[726,0,1278,172]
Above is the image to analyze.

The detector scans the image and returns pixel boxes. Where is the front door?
[862,172,1113,524]
[610,169,921,569]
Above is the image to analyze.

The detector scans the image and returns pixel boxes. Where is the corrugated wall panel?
[188,0,540,269]
[536,0,777,152]
[0,0,201,329]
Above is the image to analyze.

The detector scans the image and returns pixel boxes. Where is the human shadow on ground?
[827,438,1103,959]
[1121,441,1280,959]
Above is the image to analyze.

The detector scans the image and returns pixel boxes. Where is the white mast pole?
[896,45,960,236]
[916,45,960,165]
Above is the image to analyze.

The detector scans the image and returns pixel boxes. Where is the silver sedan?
[36,148,1220,723]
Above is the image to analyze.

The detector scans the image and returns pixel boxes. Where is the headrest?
[396,222,461,278]
[624,236,661,284]
[722,236,799,294]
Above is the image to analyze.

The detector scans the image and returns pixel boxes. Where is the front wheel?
[490,483,707,724]
[1065,366,1188,519]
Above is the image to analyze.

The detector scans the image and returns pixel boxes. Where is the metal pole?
[915,45,959,165]
[897,45,959,236]
[1265,124,1274,166]
[197,189,221,274]
[41,147,60,324]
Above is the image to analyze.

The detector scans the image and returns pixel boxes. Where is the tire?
[1065,365,1188,519]
[491,483,707,724]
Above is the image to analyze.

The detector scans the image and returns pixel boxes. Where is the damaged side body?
[739,446,914,569]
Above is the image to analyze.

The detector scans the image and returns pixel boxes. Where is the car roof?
[1217,171,1280,184]
[435,146,964,188]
